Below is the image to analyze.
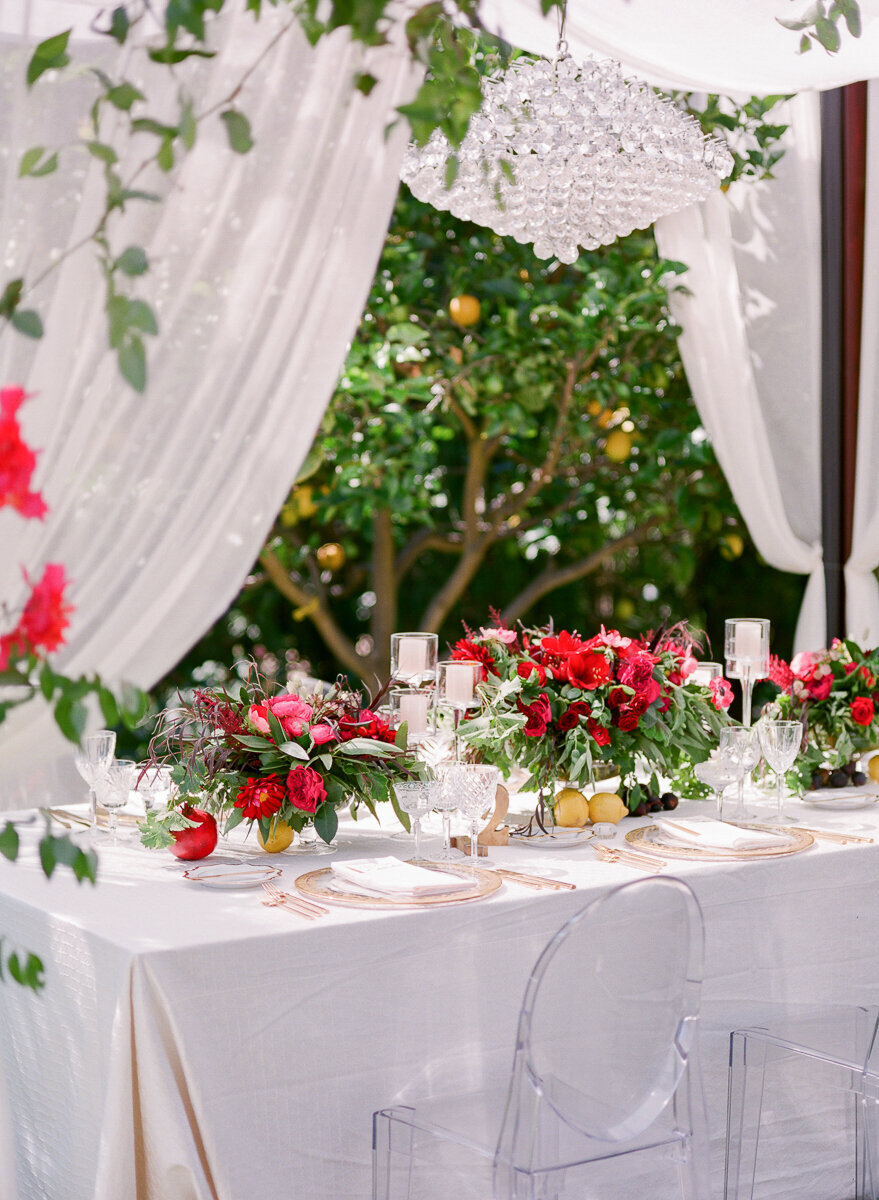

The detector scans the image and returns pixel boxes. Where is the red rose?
[286,765,327,813]
[616,709,640,733]
[567,700,591,718]
[517,693,552,737]
[517,660,547,685]
[618,653,660,702]
[234,775,285,821]
[587,718,611,747]
[557,707,582,731]
[628,692,650,716]
[851,697,875,726]
[608,686,629,708]
[566,650,613,690]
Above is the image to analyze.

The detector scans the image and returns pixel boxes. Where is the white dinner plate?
[183,863,282,889]
[800,784,879,811]
[509,827,594,850]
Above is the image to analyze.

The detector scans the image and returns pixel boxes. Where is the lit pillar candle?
[444,663,476,708]
[397,692,430,736]
[733,621,763,660]
[396,637,427,678]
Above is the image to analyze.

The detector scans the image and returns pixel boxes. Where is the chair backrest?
[496,876,704,1167]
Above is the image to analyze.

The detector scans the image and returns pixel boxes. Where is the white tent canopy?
[2,0,879,805]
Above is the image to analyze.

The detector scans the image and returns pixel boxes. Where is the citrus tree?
[244,187,744,687]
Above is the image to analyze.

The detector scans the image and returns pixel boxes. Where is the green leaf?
[106,81,144,111]
[224,807,245,834]
[313,802,338,844]
[98,686,119,727]
[26,30,71,87]
[115,246,149,277]
[179,100,197,150]
[39,664,57,701]
[108,6,131,44]
[147,46,216,64]
[127,299,158,335]
[86,141,118,165]
[814,15,842,50]
[157,136,175,172]
[278,741,310,760]
[19,146,44,176]
[235,734,272,750]
[220,109,253,154]
[0,278,23,318]
[0,823,19,862]
[354,72,378,96]
[53,695,88,743]
[10,310,43,338]
[7,951,45,992]
[119,337,147,392]
[29,151,59,178]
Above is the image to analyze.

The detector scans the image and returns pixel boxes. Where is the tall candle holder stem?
[741,664,754,729]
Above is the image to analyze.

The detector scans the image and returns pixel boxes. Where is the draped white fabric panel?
[0,3,419,805]
[654,93,825,652]
[482,0,879,93]
[845,80,879,643]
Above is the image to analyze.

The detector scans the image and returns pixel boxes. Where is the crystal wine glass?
[432,763,465,862]
[447,763,498,867]
[73,730,116,828]
[717,727,761,822]
[97,759,136,847]
[758,720,803,825]
[133,764,172,814]
[393,779,439,862]
[693,759,739,821]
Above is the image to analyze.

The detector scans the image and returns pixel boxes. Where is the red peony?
[234,775,286,821]
[0,386,47,520]
[618,654,661,707]
[338,709,397,744]
[851,697,875,726]
[517,693,552,737]
[452,638,494,674]
[566,650,613,690]
[286,765,327,813]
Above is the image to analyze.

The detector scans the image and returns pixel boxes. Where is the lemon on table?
[553,787,591,827]
[258,820,294,853]
[588,792,628,824]
[867,756,879,784]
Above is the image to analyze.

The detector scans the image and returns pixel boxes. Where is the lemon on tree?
[553,787,590,827]
[316,542,346,571]
[604,430,633,462]
[449,294,481,326]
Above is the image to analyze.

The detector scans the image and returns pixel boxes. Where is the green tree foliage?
[238,187,748,687]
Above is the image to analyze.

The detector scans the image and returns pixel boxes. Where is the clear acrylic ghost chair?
[373,876,708,1200]
[725,1004,879,1200]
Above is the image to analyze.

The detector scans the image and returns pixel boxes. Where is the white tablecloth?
[1,796,878,1199]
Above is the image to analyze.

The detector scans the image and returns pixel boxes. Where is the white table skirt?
[1,796,878,1200]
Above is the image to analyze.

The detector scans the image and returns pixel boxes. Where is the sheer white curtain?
[654,92,825,652]
[846,80,879,644]
[0,2,419,806]
[483,0,879,94]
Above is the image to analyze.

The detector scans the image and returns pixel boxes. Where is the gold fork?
[262,880,329,919]
[592,844,665,874]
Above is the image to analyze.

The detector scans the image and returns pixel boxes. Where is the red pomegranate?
[170,805,218,860]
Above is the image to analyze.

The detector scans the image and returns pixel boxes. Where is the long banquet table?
[1,794,878,1200]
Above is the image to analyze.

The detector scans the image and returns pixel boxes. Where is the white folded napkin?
[331,857,473,897]
[654,817,782,851]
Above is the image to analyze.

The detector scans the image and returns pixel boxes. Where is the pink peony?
[286,765,327,813]
[310,723,336,745]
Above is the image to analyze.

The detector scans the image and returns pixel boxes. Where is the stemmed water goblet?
[133,764,173,814]
[758,720,803,825]
[448,763,499,867]
[73,730,116,829]
[693,758,739,820]
[96,759,136,847]
[393,779,439,862]
[717,727,761,822]
[432,763,465,862]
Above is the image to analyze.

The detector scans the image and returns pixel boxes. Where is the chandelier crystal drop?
[401,53,735,263]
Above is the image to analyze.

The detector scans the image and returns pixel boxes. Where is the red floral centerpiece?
[140,672,420,850]
[454,617,732,812]
[765,639,879,790]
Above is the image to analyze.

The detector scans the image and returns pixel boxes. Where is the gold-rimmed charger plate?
[294,863,502,908]
[626,823,814,861]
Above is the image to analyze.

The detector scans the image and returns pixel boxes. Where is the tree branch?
[499,521,660,624]
[369,509,397,679]
[259,548,362,678]
[395,528,461,583]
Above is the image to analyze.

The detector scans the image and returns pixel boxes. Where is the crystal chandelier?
[401,49,734,264]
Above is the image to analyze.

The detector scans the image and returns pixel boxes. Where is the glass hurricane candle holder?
[724,619,770,727]
[687,661,723,687]
[437,660,483,759]
[389,688,435,743]
[390,633,438,687]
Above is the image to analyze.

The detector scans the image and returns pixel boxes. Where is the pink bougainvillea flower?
[18,564,71,655]
[0,386,47,519]
[709,677,734,710]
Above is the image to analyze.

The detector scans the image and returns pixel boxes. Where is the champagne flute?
[758,720,803,824]
[73,730,116,828]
